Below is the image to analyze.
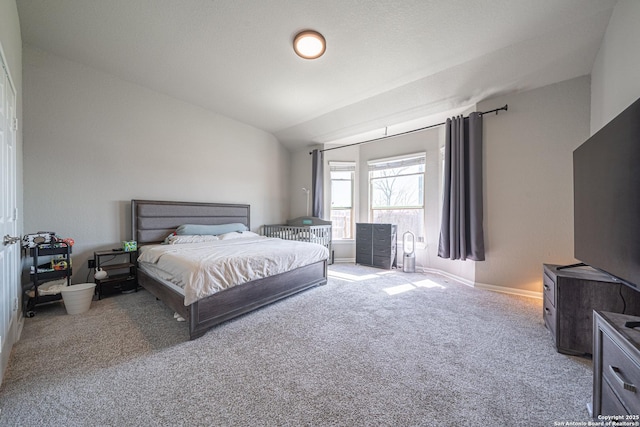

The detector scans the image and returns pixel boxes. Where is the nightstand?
[94,249,137,299]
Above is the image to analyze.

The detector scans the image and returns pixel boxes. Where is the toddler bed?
[262,216,332,263]
[132,200,329,339]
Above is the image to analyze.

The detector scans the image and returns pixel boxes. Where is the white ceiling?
[17,0,617,150]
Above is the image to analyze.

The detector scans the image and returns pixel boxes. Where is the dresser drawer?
[373,237,393,249]
[602,331,640,414]
[372,224,392,235]
[543,273,556,307]
[355,250,372,265]
[543,297,556,338]
[356,224,372,242]
[371,245,392,257]
[372,256,393,270]
[356,235,372,246]
[602,377,630,416]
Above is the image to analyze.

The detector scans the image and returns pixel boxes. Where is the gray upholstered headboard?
[131,200,251,244]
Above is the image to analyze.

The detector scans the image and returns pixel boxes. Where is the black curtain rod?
[309,104,508,155]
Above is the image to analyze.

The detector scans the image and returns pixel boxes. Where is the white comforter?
[137,237,329,306]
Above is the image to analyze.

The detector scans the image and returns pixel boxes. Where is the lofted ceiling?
[17,0,617,150]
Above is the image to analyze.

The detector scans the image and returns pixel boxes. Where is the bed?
[131,199,328,340]
[262,216,332,263]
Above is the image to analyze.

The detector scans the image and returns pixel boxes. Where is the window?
[330,161,355,239]
[369,154,425,242]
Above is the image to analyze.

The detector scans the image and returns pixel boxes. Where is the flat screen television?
[573,96,640,289]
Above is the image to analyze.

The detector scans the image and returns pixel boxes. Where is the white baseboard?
[1,316,23,386]
[17,315,24,340]
[474,282,543,299]
[416,266,543,299]
[418,267,475,288]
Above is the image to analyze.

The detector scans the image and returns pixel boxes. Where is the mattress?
[138,236,329,305]
[137,262,186,296]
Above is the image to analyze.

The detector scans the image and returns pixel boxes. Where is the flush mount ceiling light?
[293,30,326,59]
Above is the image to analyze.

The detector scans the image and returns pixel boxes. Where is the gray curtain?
[311,149,324,218]
[438,112,485,261]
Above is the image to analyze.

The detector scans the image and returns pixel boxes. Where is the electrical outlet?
[88,259,96,269]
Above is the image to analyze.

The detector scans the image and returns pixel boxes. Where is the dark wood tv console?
[543,264,640,356]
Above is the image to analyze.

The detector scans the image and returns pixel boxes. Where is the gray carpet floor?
[0,264,592,426]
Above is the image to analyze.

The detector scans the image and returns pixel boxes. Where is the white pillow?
[217,231,260,240]
[162,232,177,244]
[166,234,220,244]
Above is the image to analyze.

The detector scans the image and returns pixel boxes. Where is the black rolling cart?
[25,242,72,317]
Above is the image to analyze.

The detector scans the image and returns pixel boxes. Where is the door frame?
[0,38,21,386]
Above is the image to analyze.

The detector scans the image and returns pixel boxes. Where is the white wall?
[475,76,591,293]
[591,0,640,134]
[23,46,291,283]
[289,145,321,220]
[0,0,22,387]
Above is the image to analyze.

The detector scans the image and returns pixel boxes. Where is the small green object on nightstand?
[122,240,137,252]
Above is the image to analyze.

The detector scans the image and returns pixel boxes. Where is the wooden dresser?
[593,311,640,417]
[543,264,640,356]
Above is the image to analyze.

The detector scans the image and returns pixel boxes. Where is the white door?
[0,48,19,358]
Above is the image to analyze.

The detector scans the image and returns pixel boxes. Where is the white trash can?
[61,283,96,315]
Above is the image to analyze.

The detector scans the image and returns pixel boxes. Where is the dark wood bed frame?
[131,199,328,339]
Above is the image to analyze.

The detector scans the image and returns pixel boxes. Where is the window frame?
[368,153,426,243]
[329,161,356,240]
